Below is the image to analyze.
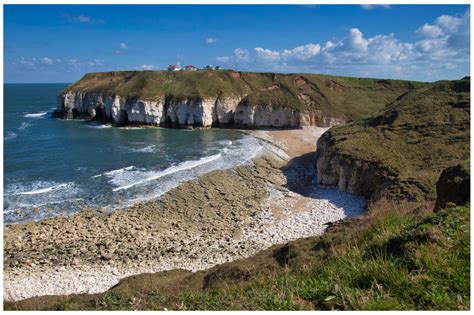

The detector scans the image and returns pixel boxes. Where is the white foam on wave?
[85,123,112,129]
[4,132,17,140]
[110,153,222,192]
[118,126,145,130]
[4,181,82,222]
[128,145,156,153]
[4,198,84,211]
[104,166,135,176]
[106,136,262,196]
[4,135,263,223]
[24,112,47,118]
[18,122,33,130]
[12,182,71,195]
[114,136,263,207]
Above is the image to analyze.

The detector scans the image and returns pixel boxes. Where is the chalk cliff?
[54,70,422,128]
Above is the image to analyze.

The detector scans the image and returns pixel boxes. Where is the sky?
[3,4,470,83]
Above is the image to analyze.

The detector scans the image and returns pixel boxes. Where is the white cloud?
[215,10,470,81]
[360,4,391,10]
[115,43,129,55]
[416,24,444,38]
[205,37,218,44]
[254,47,280,63]
[11,57,106,74]
[65,14,104,24]
[19,57,36,68]
[282,44,321,61]
[76,15,91,23]
[346,28,369,52]
[41,57,54,65]
[141,64,155,70]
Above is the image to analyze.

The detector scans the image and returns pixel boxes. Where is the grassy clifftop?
[317,77,470,201]
[62,70,426,121]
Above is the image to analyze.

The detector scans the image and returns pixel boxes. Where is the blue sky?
[4,4,470,83]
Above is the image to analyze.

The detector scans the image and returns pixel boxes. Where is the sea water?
[3,84,262,223]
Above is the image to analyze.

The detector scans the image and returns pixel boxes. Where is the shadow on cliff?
[281,152,316,197]
[281,152,365,218]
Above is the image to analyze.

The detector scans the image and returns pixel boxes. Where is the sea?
[3,83,262,223]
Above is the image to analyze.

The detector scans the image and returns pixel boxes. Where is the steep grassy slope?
[316,77,470,202]
[62,70,426,121]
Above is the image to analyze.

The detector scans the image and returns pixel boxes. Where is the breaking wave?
[24,112,48,118]
[18,122,33,130]
[12,183,71,195]
[109,153,222,192]
[4,181,82,223]
[104,136,262,201]
[85,122,112,129]
[4,132,17,141]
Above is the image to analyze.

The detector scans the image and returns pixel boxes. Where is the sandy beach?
[3,128,365,302]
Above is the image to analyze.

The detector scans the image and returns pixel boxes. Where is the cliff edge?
[53,70,424,128]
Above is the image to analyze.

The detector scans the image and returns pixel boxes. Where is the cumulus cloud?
[141,64,155,70]
[417,10,470,50]
[346,28,369,52]
[205,37,218,44]
[282,44,321,61]
[416,24,444,38]
[215,10,470,81]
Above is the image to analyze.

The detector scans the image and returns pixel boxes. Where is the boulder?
[435,164,470,211]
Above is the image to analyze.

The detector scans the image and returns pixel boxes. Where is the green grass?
[6,202,470,310]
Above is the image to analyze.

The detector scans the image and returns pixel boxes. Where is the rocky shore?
[4,129,365,302]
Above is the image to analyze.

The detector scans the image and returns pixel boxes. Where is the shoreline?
[3,128,365,302]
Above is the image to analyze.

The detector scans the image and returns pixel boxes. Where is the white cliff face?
[299,110,346,129]
[165,98,216,127]
[128,99,165,125]
[214,95,241,125]
[56,91,343,128]
[233,105,300,128]
[58,92,166,125]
